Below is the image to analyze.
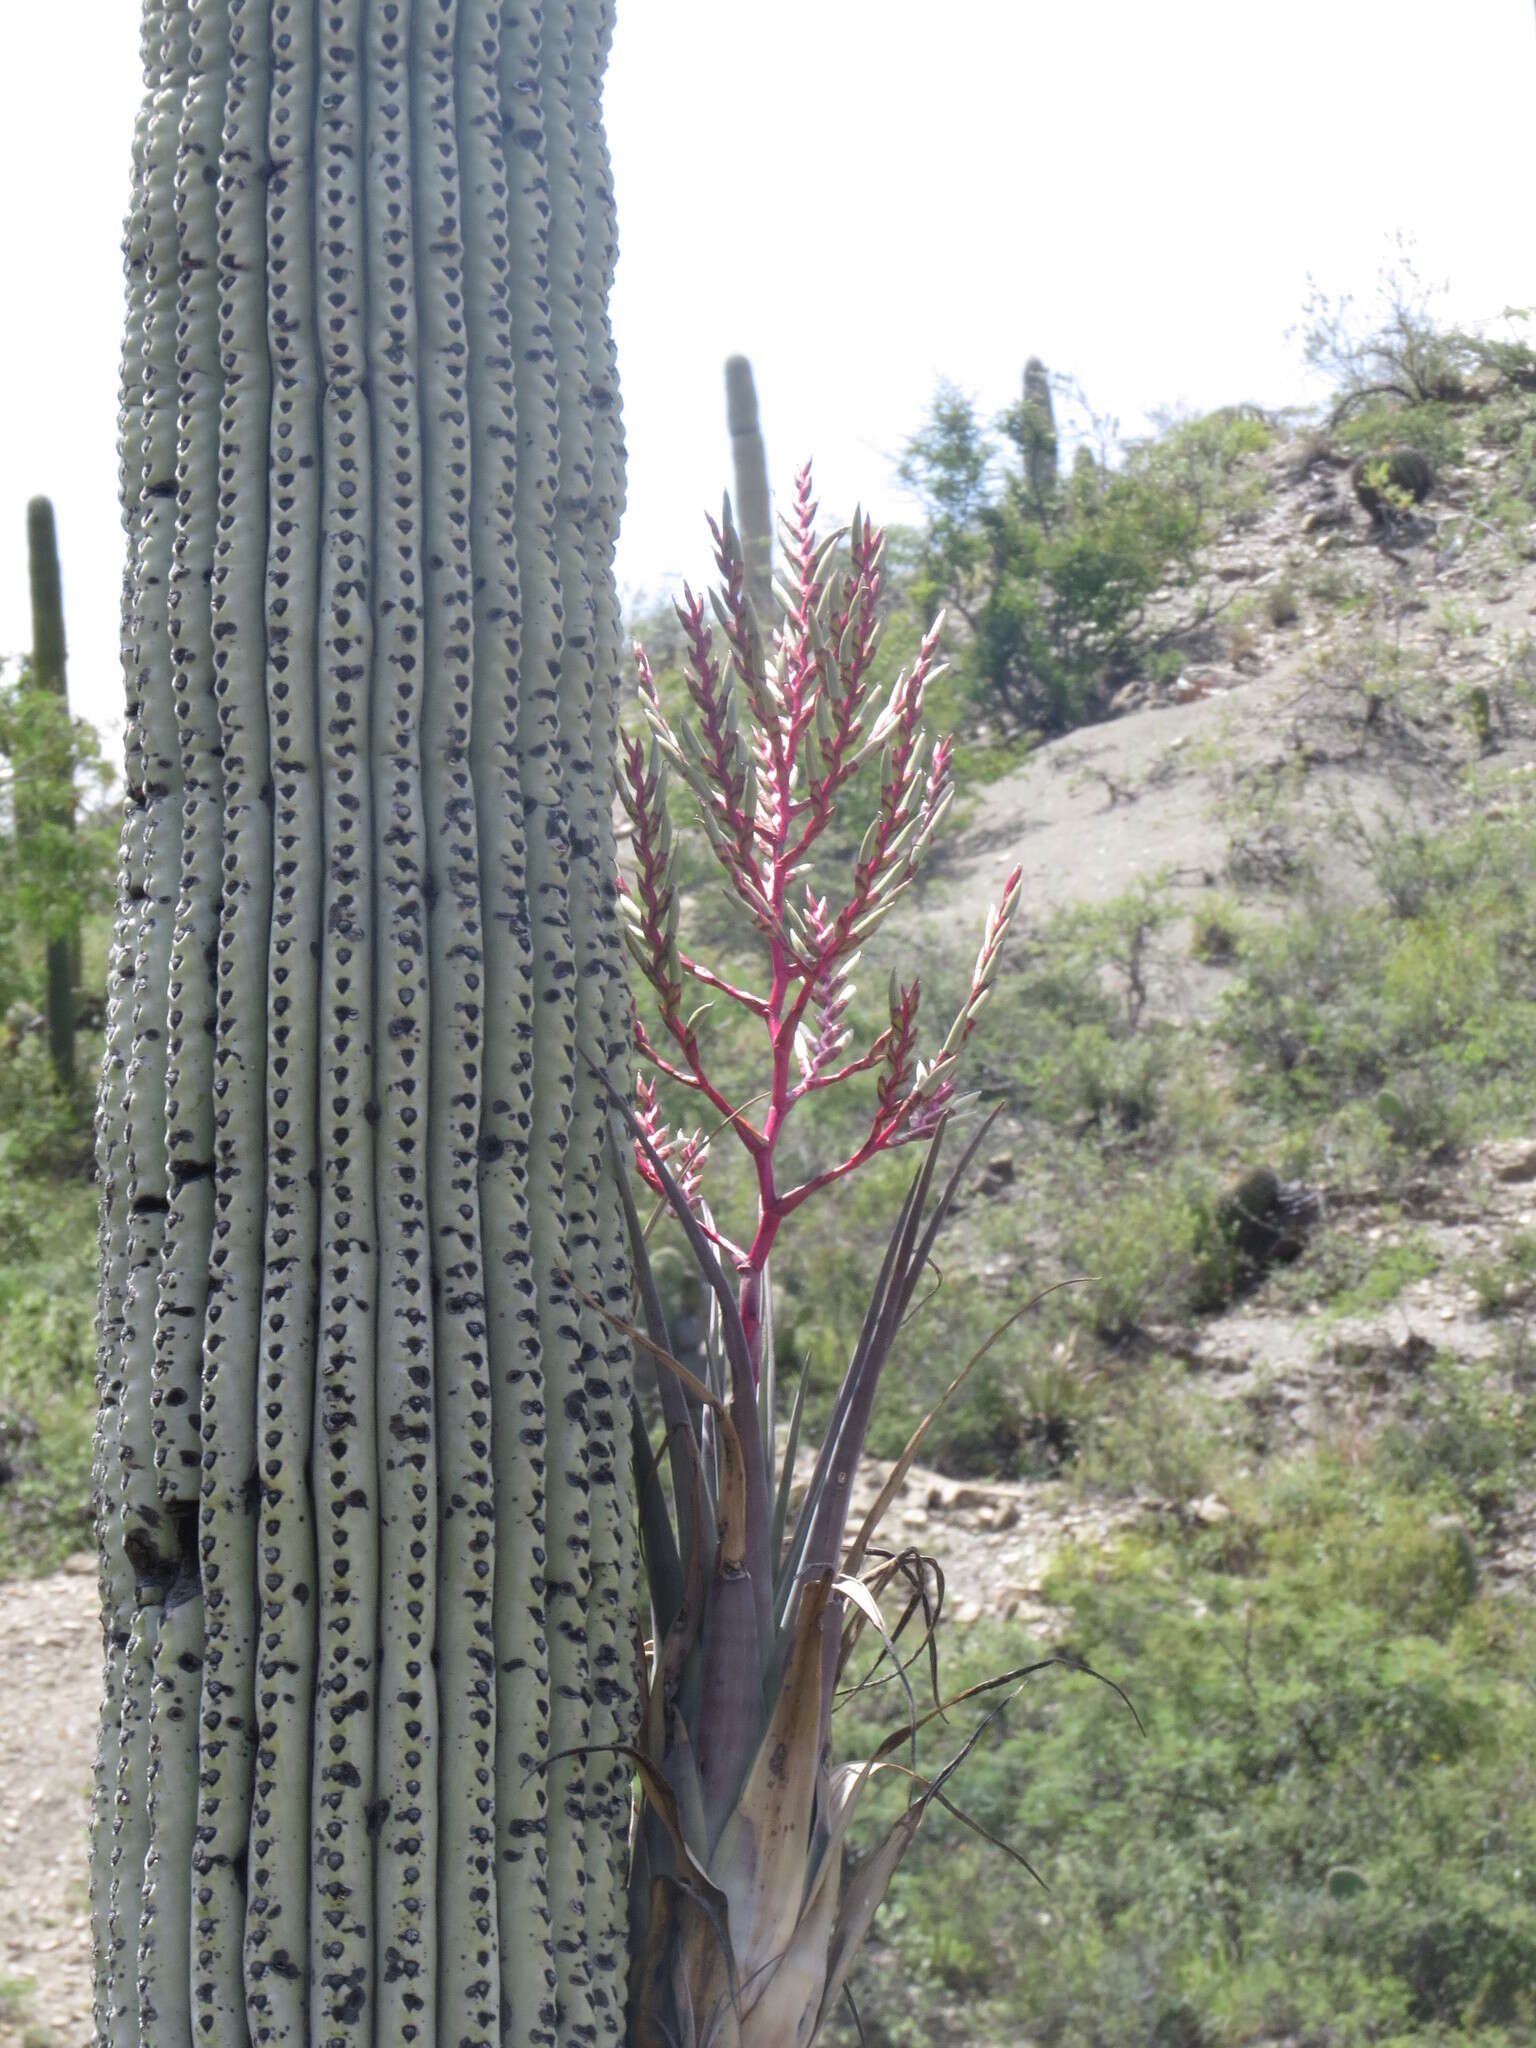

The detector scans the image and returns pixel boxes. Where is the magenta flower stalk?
[617,464,1022,1379]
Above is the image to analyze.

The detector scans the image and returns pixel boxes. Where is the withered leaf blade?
[709,1574,834,2001]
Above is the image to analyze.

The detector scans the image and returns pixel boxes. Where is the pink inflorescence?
[617,463,1022,1369]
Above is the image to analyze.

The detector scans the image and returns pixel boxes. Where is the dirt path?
[0,1557,98,2048]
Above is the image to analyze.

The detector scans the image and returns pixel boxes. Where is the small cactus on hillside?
[24,495,77,1091]
[1351,445,1433,525]
[1020,355,1058,507]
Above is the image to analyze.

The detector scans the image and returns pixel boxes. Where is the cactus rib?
[244,3,324,2033]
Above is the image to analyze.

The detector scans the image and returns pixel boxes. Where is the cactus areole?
[93,5,639,2046]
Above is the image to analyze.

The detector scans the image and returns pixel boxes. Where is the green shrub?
[1219,822,1536,1160]
[1066,1175,1235,1339]
[1318,1235,1439,1320]
[1077,1365,1229,1502]
[898,389,1273,733]
[1013,1355,1100,1474]
[1465,316,1536,396]
[1373,1354,1536,1524]
[1188,895,1243,963]
[1263,576,1299,628]
[1333,803,1494,921]
[1462,1231,1536,1317]
[0,663,116,1015]
[1339,399,1467,473]
[0,1033,91,1177]
[1054,1023,1168,1133]
[0,1177,99,1575]
[828,1450,1536,2048]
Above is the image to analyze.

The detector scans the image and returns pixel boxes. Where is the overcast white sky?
[1,1,1532,744]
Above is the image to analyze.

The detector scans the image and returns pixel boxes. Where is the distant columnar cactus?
[93,7,638,2046]
[25,493,78,1090]
[1020,356,1057,507]
[723,354,772,620]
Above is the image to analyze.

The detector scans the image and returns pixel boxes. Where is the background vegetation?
[9,277,1536,2041]
[0,656,113,1579]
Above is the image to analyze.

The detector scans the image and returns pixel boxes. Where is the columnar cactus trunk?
[723,354,772,621]
[24,493,79,1090]
[93,7,639,2046]
[1021,355,1058,508]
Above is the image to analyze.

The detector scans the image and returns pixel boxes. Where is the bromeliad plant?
[611,475,1036,2044]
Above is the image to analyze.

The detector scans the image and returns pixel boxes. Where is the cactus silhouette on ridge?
[725,352,774,620]
[23,494,77,1091]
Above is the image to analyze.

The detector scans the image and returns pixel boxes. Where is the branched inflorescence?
[617,464,1022,1366]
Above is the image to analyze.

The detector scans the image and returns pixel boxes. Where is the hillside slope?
[8,405,1536,2045]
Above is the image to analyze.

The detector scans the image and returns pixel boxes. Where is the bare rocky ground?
[8,434,1536,2040]
[0,1559,98,2048]
[1172,1139,1536,1441]
[924,439,1536,943]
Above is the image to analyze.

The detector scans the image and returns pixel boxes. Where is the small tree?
[1299,239,1471,429]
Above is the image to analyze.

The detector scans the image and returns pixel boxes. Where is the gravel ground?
[0,1555,98,2048]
